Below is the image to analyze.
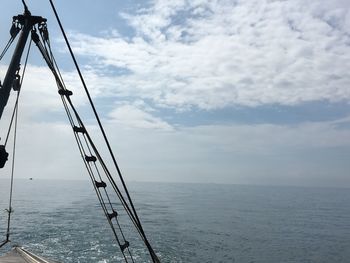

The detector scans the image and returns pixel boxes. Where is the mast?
[0,7,46,119]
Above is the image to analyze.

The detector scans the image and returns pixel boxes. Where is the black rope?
[33,8,158,260]
[0,11,24,250]
[48,0,140,223]
[0,38,14,62]
[5,90,19,244]
[1,35,31,247]
[57,92,130,262]
[62,103,132,262]
[47,2,159,261]
[75,132,131,262]
[64,98,136,262]
[0,15,23,61]
[4,100,17,147]
[33,35,134,261]
[82,136,135,263]
[0,240,8,248]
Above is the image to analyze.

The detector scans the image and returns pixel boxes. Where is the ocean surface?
[0,179,350,263]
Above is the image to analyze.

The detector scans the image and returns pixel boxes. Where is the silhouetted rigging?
[0,1,160,262]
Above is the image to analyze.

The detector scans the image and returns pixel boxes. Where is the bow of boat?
[0,247,60,263]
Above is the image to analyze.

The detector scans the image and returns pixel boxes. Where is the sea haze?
[0,179,350,262]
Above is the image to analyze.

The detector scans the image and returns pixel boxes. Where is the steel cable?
[46,4,159,261]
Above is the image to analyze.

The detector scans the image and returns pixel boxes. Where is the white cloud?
[64,0,350,110]
[108,102,173,131]
[1,0,350,188]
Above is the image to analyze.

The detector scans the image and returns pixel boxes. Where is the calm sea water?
[0,179,350,262]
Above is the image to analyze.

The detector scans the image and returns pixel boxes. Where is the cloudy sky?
[0,0,349,187]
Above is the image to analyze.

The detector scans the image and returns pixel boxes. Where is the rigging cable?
[47,1,159,262]
[32,29,135,262]
[0,38,31,249]
[0,96,17,250]
[0,38,15,62]
[5,90,19,245]
[0,18,21,62]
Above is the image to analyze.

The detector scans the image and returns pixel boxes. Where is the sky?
[0,0,349,187]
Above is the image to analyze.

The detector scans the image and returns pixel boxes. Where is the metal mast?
[0,6,46,119]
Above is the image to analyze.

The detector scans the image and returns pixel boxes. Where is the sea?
[0,179,350,263]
